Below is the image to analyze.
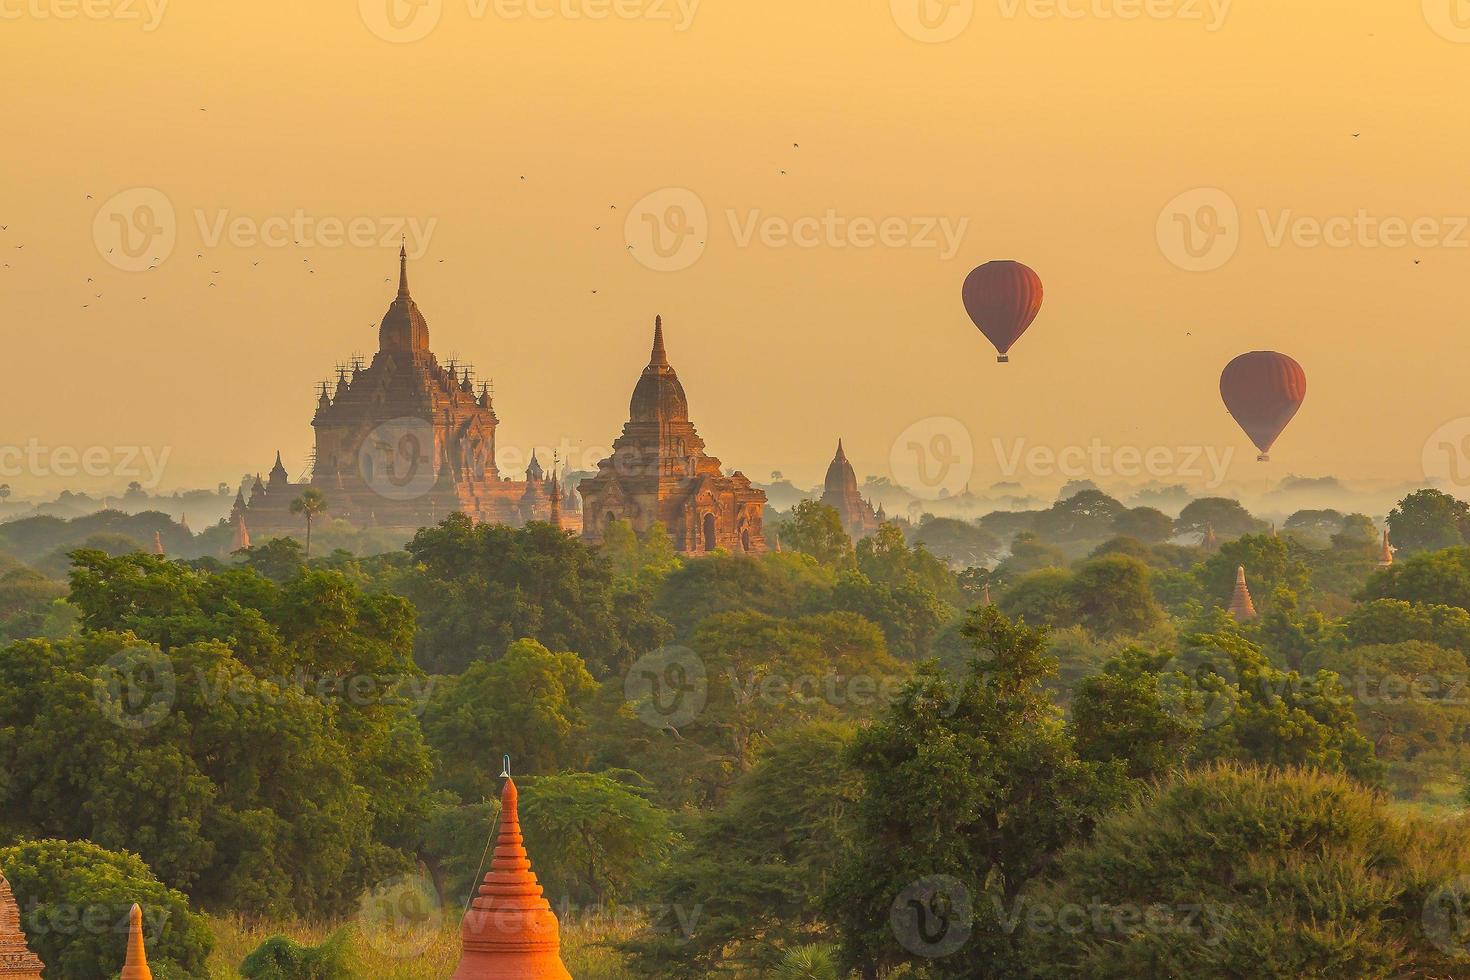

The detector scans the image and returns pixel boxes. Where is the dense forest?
[4,486,1470,977]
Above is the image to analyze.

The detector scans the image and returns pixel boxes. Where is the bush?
[239,930,352,980]
[0,839,211,979]
[1026,764,1470,978]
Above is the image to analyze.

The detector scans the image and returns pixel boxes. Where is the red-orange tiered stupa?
[120,904,152,980]
[451,776,571,979]
[0,871,44,979]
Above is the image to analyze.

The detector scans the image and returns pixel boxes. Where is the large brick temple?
[238,247,578,539]
[578,317,767,554]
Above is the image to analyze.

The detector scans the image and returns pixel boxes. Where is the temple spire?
[835,437,846,460]
[152,531,165,556]
[549,465,562,530]
[398,239,410,298]
[120,905,152,980]
[1227,565,1257,621]
[650,315,667,366]
[1378,529,1395,568]
[0,869,44,978]
[450,774,571,979]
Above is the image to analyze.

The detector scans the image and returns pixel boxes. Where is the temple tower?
[820,439,879,540]
[120,905,152,980]
[0,871,44,979]
[578,317,767,554]
[1227,565,1257,621]
[451,776,572,980]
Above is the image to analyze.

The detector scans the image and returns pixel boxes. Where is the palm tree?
[289,488,328,558]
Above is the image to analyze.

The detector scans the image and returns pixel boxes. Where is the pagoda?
[120,905,152,980]
[1227,565,1257,621]
[451,776,571,979]
[820,439,879,540]
[242,247,559,537]
[578,317,767,554]
[0,871,43,979]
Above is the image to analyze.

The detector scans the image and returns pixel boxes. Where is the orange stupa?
[0,870,44,979]
[451,775,571,980]
[121,904,152,980]
[1227,565,1257,621]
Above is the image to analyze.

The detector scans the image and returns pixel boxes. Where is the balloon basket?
[997,355,1009,363]
[1257,453,1270,462]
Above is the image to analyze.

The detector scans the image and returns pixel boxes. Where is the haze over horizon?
[7,1,1470,495]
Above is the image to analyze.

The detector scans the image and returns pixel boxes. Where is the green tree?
[1112,506,1174,544]
[624,723,860,977]
[1067,555,1164,638]
[5,552,435,915]
[654,551,835,639]
[423,638,598,801]
[519,772,675,905]
[778,501,855,570]
[1195,532,1310,614]
[910,516,1002,567]
[404,515,671,675]
[0,839,212,979]
[824,607,1130,978]
[1342,598,1470,655]
[1360,546,1470,610]
[1388,489,1470,554]
[993,531,1067,582]
[1176,497,1266,539]
[1032,490,1127,547]
[288,488,329,558]
[1026,765,1470,978]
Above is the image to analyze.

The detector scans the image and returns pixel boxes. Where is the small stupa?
[152,531,166,556]
[451,764,571,979]
[120,904,152,980]
[1227,565,1257,621]
[230,511,251,552]
[1377,530,1394,569]
[981,580,992,606]
[0,871,44,979]
[1200,523,1219,552]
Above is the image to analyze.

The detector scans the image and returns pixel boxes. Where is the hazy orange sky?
[6,1,1470,497]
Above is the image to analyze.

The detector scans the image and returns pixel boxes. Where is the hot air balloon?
[962,260,1043,363]
[1220,351,1306,462]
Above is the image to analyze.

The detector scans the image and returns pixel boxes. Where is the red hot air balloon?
[962,261,1043,363]
[1219,351,1307,462]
